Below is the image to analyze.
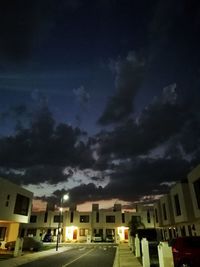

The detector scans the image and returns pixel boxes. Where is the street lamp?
[56,194,69,251]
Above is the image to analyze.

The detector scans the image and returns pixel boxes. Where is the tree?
[128,217,145,237]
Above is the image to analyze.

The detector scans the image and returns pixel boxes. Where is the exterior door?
[124,229,128,240]
[73,229,77,240]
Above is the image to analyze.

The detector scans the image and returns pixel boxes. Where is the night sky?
[0,0,200,211]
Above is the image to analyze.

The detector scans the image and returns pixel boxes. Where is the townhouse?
[0,177,33,247]
[20,203,155,243]
[153,164,200,239]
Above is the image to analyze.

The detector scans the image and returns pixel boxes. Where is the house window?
[131,215,141,223]
[44,212,48,223]
[70,212,74,223]
[27,228,37,236]
[122,213,125,223]
[80,215,89,223]
[106,229,115,235]
[54,215,63,223]
[30,215,37,223]
[5,201,9,207]
[193,178,200,209]
[106,215,115,223]
[96,212,99,223]
[188,225,192,236]
[174,194,181,216]
[14,194,30,216]
[147,210,151,223]
[79,228,88,236]
[155,209,158,223]
[0,227,6,241]
[162,203,167,220]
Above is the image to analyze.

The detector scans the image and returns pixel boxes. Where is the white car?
[92,234,102,242]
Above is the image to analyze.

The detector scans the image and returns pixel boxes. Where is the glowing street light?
[56,194,69,251]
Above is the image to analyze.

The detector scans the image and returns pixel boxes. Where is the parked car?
[105,235,114,242]
[43,233,53,242]
[169,236,200,267]
[92,234,102,242]
[5,237,43,252]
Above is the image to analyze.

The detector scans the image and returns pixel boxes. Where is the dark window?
[5,201,9,207]
[162,203,167,220]
[44,212,48,223]
[70,212,74,223]
[14,194,30,216]
[106,215,115,223]
[27,228,37,236]
[30,215,37,223]
[0,227,6,241]
[174,194,181,216]
[181,226,186,237]
[54,215,63,223]
[96,212,99,223]
[193,178,200,209]
[155,209,158,223]
[80,215,89,223]
[147,210,151,223]
[122,213,125,223]
[99,229,103,236]
[7,195,10,200]
[131,215,141,223]
[188,225,192,236]
[106,228,115,235]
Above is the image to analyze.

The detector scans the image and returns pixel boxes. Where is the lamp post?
[56,194,69,251]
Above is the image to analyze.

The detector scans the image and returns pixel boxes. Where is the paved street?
[19,244,116,267]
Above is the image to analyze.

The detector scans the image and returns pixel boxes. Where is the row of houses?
[0,163,200,246]
[153,164,200,239]
[20,203,154,243]
[0,176,155,245]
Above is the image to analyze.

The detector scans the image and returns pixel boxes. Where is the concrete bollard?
[87,235,91,243]
[157,242,174,267]
[141,238,150,267]
[129,236,135,252]
[135,234,141,257]
[116,234,120,244]
[13,238,23,257]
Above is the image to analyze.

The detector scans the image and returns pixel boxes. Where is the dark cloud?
[48,157,191,205]
[98,52,145,125]
[105,157,191,201]
[0,105,94,184]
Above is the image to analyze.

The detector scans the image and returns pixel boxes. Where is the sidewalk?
[113,243,142,267]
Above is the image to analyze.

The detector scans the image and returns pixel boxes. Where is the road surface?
[19,244,117,267]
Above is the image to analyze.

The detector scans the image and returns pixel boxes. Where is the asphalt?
[0,242,142,267]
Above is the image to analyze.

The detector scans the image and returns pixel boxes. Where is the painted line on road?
[62,248,95,267]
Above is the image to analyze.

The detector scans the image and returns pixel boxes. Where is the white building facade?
[153,164,200,239]
[0,177,33,246]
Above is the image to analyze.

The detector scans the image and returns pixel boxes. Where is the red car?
[169,236,200,267]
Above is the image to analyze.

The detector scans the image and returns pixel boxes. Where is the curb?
[112,245,119,267]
